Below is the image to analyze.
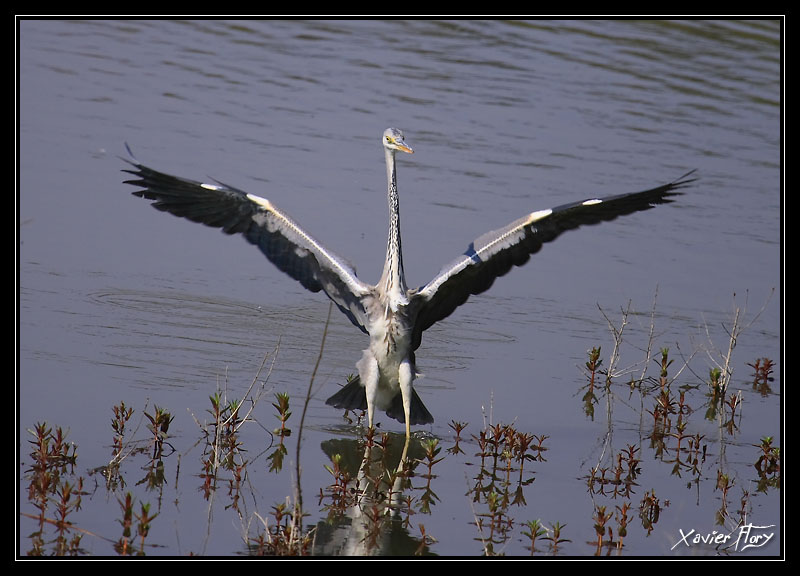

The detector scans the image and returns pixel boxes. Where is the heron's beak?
[396,142,414,154]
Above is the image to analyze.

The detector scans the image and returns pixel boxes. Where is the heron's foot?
[393,434,411,478]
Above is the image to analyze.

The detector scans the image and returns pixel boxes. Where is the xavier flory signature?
[671,522,776,553]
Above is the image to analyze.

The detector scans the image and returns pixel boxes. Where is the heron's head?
[383,128,414,154]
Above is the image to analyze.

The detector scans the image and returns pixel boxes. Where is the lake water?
[18,19,781,557]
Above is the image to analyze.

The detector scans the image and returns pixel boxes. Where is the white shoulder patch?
[528,208,553,223]
[582,198,602,206]
[246,193,274,211]
[200,183,225,191]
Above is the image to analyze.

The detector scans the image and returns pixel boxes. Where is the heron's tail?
[387,387,434,425]
[325,376,434,425]
[326,377,368,412]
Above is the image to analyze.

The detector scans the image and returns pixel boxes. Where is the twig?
[234,340,281,433]
[637,286,659,385]
[701,289,774,392]
[294,303,334,519]
[597,300,632,384]
[20,511,119,545]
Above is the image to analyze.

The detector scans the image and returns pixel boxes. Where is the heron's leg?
[360,353,380,431]
[353,353,380,504]
[397,358,414,468]
[398,359,413,440]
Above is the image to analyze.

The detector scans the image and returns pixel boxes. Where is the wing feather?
[409,171,696,350]
[122,157,372,332]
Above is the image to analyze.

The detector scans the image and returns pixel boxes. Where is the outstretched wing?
[409,171,696,350]
[122,153,372,332]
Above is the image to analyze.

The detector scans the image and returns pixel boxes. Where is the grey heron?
[123,128,694,441]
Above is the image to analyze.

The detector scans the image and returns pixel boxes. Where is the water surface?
[18,19,781,557]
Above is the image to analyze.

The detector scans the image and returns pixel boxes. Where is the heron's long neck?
[379,148,408,305]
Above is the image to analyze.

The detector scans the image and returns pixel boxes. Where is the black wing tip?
[119,142,142,169]
[667,169,698,191]
[641,169,698,204]
[119,143,148,196]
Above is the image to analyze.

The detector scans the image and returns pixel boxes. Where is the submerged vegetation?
[20,292,780,557]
